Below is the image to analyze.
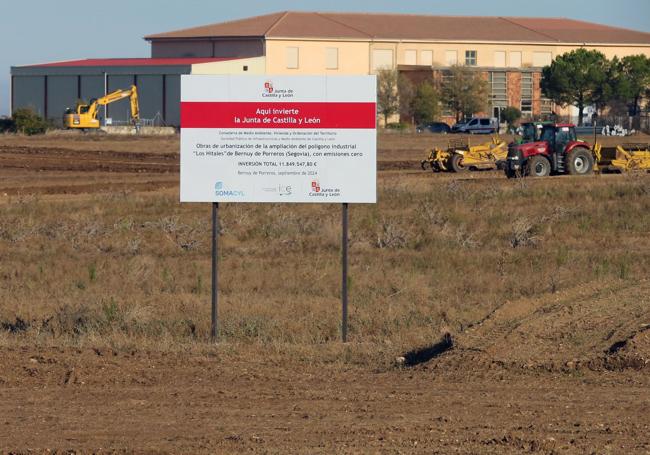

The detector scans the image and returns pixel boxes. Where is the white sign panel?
[180,75,377,203]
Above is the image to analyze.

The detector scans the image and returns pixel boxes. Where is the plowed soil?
[1,347,649,454]
[1,133,649,453]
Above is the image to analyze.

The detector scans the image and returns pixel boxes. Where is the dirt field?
[1,131,649,453]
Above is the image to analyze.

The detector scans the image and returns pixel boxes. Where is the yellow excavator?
[63,85,139,129]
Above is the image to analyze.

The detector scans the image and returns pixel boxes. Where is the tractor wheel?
[505,168,519,179]
[449,153,467,173]
[567,148,595,176]
[526,155,551,177]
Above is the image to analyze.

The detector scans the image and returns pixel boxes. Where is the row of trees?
[377,65,488,125]
[378,49,650,127]
[542,49,650,125]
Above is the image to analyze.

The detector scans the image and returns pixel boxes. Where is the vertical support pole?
[103,72,108,126]
[211,202,219,341]
[341,203,349,342]
[43,75,48,119]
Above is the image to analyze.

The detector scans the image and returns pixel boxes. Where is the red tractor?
[505,123,595,178]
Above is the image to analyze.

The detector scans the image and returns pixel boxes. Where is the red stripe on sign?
[181,102,376,129]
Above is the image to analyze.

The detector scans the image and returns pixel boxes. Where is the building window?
[326,47,338,70]
[532,52,552,67]
[521,72,533,115]
[509,51,522,68]
[441,70,454,116]
[445,50,458,66]
[494,51,506,67]
[489,72,508,113]
[404,49,417,65]
[541,98,553,115]
[372,49,394,71]
[420,50,433,66]
[465,50,477,66]
[286,47,299,69]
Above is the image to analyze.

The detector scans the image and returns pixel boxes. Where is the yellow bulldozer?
[421,135,508,172]
[63,85,140,129]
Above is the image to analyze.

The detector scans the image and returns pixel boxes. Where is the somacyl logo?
[264,81,274,94]
[214,181,244,197]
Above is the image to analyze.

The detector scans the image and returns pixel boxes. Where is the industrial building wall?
[12,71,186,127]
[164,75,181,126]
[137,75,164,120]
[151,40,213,57]
[106,75,135,123]
[151,39,264,58]
[47,76,78,123]
[79,76,104,103]
[12,76,45,117]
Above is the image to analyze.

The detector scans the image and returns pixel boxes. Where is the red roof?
[145,11,650,45]
[25,57,241,68]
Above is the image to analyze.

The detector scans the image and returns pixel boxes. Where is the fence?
[553,114,650,135]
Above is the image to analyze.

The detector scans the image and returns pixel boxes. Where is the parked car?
[452,117,498,134]
[451,120,468,133]
[416,122,451,134]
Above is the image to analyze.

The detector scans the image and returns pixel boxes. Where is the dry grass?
[1,166,649,365]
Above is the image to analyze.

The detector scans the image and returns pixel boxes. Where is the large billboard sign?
[180,75,377,203]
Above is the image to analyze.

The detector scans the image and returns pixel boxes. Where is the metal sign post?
[211,202,219,341]
[341,203,349,342]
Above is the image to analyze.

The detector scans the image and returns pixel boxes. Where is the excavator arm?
[95,85,140,122]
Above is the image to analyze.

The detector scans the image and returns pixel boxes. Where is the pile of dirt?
[428,279,650,372]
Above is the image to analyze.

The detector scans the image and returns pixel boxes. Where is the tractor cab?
[540,124,577,155]
[518,121,553,144]
[506,123,594,177]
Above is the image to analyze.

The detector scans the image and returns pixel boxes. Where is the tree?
[412,81,440,124]
[612,55,650,116]
[541,49,609,126]
[376,69,400,125]
[501,106,522,131]
[397,75,415,123]
[441,65,488,122]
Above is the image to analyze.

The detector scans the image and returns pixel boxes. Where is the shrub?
[12,108,49,135]
[384,122,409,131]
[501,106,522,131]
[0,116,15,133]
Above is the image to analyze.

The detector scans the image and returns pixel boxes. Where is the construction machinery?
[63,85,140,129]
[505,123,594,178]
[593,143,650,172]
[421,135,508,172]
[516,121,552,144]
[505,123,650,177]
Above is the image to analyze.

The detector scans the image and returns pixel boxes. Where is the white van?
[453,117,498,134]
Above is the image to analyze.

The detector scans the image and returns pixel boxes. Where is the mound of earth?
[435,279,650,372]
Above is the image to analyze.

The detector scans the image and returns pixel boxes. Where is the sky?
[2,0,650,115]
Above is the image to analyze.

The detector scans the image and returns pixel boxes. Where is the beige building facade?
[146,11,650,122]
